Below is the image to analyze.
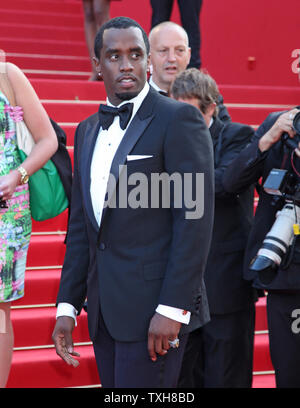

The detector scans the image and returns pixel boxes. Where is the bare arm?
[0,63,58,199]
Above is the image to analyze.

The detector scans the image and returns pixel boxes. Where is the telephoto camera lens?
[250,203,300,285]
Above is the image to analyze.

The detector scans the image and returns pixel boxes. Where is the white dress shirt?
[149,76,167,94]
[56,82,190,325]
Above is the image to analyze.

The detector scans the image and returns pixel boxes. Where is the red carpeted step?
[227,105,293,126]
[252,373,275,388]
[2,23,84,41]
[30,79,106,100]
[11,307,90,348]
[255,297,268,331]
[32,210,68,234]
[253,333,273,372]
[6,54,90,73]
[1,9,83,28]
[0,0,82,14]
[27,234,66,267]
[24,71,91,80]
[1,37,88,57]
[43,101,99,122]
[14,269,61,306]
[6,345,100,388]
[220,85,300,106]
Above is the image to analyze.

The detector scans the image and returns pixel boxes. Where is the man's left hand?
[148,313,181,362]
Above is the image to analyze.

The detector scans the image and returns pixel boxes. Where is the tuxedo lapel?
[80,119,101,232]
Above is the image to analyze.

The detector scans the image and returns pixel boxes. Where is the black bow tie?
[98,103,134,131]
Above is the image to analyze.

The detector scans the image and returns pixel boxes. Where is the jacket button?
[99,243,106,250]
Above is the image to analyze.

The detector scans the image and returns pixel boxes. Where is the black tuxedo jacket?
[204,118,255,314]
[223,107,300,291]
[56,87,215,342]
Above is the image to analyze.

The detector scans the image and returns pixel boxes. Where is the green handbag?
[18,149,68,222]
[15,118,68,221]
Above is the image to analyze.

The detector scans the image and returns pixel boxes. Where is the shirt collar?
[148,76,167,94]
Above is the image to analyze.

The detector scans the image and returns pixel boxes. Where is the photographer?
[171,69,256,388]
[223,107,300,388]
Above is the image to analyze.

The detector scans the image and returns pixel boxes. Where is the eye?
[110,54,119,61]
[158,49,168,55]
[131,52,140,59]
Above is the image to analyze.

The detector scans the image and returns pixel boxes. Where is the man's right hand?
[259,108,300,152]
[52,316,80,367]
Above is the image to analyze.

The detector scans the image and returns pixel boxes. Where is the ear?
[207,102,217,117]
[187,47,192,65]
[146,54,151,73]
[202,103,217,127]
[93,57,101,74]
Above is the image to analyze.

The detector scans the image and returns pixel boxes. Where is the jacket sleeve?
[214,123,254,197]
[56,122,90,313]
[222,113,281,194]
[157,103,215,312]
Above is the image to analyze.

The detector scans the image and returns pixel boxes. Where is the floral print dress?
[0,91,31,302]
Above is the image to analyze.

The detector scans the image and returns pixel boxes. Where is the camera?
[249,112,300,285]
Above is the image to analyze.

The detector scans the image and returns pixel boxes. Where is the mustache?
[117,74,137,82]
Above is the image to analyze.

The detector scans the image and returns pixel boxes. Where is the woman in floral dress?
[0,62,57,387]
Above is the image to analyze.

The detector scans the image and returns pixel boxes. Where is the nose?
[167,48,177,62]
[120,56,134,71]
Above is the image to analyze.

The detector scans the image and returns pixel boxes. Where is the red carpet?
[2,0,299,388]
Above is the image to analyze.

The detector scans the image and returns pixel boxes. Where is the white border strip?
[6,52,88,61]
[22,69,90,76]
[14,341,92,351]
[226,103,295,109]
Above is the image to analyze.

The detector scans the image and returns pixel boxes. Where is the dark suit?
[179,117,256,387]
[223,107,300,387]
[150,0,203,69]
[56,86,214,387]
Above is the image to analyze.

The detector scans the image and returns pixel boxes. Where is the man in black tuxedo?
[171,68,256,387]
[52,17,214,388]
[150,0,203,69]
[223,106,300,388]
[149,21,231,123]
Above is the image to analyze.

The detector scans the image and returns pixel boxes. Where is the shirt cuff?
[56,302,78,326]
[156,304,191,325]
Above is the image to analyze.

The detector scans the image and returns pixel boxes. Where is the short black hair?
[94,16,150,59]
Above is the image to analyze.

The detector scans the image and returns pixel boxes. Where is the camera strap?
[280,144,290,170]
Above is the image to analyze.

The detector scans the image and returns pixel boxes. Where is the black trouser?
[267,290,300,388]
[93,308,188,388]
[178,305,255,388]
[150,0,203,68]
